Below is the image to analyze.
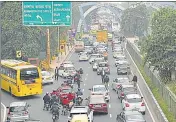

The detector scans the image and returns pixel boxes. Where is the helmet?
[78,88,81,91]
[46,92,49,95]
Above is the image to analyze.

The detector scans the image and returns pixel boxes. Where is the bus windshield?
[20,68,39,80]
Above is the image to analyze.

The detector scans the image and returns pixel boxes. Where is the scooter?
[52,112,59,122]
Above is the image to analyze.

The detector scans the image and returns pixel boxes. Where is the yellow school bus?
[1,59,43,97]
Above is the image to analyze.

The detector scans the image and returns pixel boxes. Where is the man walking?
[55,67,59,81]
[132,74,137,89]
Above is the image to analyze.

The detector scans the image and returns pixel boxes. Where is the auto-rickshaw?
[71,114,88,122]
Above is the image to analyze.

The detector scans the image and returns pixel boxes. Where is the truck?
[75,41,84,53]
[96,30,108,43]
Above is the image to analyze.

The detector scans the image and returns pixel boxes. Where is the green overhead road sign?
[22,2,72,26]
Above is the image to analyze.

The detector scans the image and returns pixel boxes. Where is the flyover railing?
[126,40,171,122]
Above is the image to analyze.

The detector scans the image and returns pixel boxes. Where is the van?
[71,114,89,122]
[58,64,76,78]
[75,41,84,52]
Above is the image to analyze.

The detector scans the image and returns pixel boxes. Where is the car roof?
[63,64,74,67]
[124,110,142,115]
[93,85,105,88]
[126,94,141,99]
[70,106,89,113]
[10,102,27,107]
[117,77,129,80]
[122,84,134,88]
[90,95,105,104]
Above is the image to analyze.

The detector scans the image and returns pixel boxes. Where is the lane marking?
[86,74,88,76]
[126,47,155,122]
[84,84,86,86]
[1,102,7,122]
[109,114,112,118]
[82,89,84,92]
[109,104,111,108]
[85,78,87,81]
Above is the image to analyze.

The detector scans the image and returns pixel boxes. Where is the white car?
[111,77,130,92]
[89,85,110,102]
[115,60,129,67]
[89,54,103,64]
[122,94,146,115]
[79,53,89,61]
[41,71,54,84]
[113,51,123,58]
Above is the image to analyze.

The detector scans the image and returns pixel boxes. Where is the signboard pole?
[46,28,51,65]
[57,27,60,62]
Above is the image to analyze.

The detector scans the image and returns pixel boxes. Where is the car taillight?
[23,111,28,115]
[8,110,10,115]
[102,103,107,107]
[121,92,124,96]
[89,104,93,108]
[141,102,145,106]
[125,103,130,107]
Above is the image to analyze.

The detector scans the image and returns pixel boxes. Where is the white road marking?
[108,84,109,86]
[85,78,87,80]
[1,102,7,122]
[126,47,155,122]
[86,74,88,76]
[84,84,86,86]
[109,104,111,108]
[109,114,112,118]
[82,89,84,92]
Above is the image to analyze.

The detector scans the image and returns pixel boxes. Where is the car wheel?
[142,112,145,115]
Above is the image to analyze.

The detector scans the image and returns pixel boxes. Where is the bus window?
[20,68,39,82]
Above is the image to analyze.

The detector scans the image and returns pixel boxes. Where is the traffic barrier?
[125,40,169,122]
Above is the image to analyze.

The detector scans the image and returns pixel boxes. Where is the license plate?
[94,105,101,107]
[132,108,139,111]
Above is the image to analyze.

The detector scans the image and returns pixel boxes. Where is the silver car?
[7,102,30,121]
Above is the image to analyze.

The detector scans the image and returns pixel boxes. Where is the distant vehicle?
[116,111,146,122]
[7,102,31,121]
[115,60,129,67]
[122,94,146,115]
[113,51,123,59]
[89,54,103,64]
[58,64,76,78]
[118,85,137,102]
[68,106,93,122]
[89,85,110,102]
[1,60,42,97]
[97,62,110,75]
[117,63,130,75]
[71,114,88,122]
[111,77,130,92]
[86,94,108,114]
[41,71,54,85]
[79,53,89,61]
[75,41,84,52]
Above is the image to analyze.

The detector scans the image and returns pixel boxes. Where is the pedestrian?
[55,67,59,81]
[101,69,106,83]
[132,74,137,89]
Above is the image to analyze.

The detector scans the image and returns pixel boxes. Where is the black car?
[116,111,146,122]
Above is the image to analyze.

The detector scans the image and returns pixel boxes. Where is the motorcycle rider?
[50,94,59,107]
[100,69,106,83]
[61,96,70,115]
[76,88,83,96]
[79,67,83,74]
[43,92,50,110]
[51,102,60,117]
[74,71,81,88]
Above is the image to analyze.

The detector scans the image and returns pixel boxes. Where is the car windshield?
[126,114,144,121]
[99,63,108,67]
[41,71,50,76]
[10,106,25,112]
[20,68,39,81]
[66,67,75,71]
[62,89,72,93]
[127,98,142,103]
[93,87,106,92]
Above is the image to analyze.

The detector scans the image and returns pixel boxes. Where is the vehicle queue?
[4,35,147,122]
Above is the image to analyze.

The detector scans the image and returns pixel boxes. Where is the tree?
[120,4,149,37]
[144,7,176,82]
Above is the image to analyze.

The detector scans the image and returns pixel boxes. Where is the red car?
[86,94,108,114]
[57,86,75,101]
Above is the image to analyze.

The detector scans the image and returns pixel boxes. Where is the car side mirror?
[88,88,91,90]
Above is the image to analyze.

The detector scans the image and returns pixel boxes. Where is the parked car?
[86,94,108,114]
[68,106,93,122]
[122,94,146,115]
[41,71,54,85]
[89,85,110,102]
[7,102,31,121]
[117,84,137,102]
[111,77,130,92]
[116,111,146,122]
[97,62,110,75]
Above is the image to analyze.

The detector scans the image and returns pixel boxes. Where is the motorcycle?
[52,112,59,122]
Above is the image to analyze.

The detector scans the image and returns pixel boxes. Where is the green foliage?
[120,4,149,37]
[137,64,176,122]
[143,7,176,81]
